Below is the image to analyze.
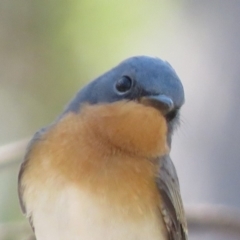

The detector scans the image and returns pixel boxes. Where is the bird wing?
[18,128,47,232]
[157,155,188,240]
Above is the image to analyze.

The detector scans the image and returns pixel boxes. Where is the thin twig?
[0,138,30,168]
[186,204,240,235]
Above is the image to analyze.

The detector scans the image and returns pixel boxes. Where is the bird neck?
[80,101,169,159]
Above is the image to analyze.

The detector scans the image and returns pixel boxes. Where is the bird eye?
[115,76,133,93]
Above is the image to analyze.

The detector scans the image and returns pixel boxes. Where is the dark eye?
[115,76,133,93]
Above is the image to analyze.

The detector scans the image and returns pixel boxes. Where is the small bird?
[18,56,187,240]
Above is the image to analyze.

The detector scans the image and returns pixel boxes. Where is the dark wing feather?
[18,127,48,231]
[157,155,188,240]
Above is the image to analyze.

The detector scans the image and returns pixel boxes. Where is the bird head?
[63,56,184,147]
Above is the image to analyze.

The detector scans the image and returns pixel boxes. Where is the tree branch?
[0,138,30,168]
[186,204,240,234]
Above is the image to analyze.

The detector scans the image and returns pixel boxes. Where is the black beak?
[140,95,174,115]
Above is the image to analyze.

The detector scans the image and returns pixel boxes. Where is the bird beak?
[139,95,174,115]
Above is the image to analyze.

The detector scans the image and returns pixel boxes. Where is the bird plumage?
[18,56,187,240]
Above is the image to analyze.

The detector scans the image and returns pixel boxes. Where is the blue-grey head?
[64,56,184,145]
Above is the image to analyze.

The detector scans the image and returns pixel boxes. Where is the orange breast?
[22,101,169,220]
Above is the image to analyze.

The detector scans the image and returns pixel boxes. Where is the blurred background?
[1,0,240,239]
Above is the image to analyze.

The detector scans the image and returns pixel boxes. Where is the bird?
[18,56,188,240]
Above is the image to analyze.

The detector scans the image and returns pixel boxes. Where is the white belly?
[32,186,166,240]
